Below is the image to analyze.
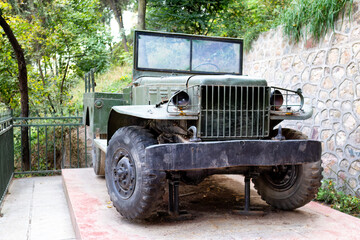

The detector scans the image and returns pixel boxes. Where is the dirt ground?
[156,174,269,220]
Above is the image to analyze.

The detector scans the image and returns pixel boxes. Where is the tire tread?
[106,126,166,220]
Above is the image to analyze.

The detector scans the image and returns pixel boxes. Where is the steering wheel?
[193,62,220,72]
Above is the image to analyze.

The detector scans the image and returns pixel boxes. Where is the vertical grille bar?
[240,86,243,136]
[246,86,248,137]
[257,87,260,137]
[263,87,265,136]
[228,87,231,137]
[234,86,237,137]
[211,85,214,136]
[217,86,220,137]
[205,86,208,137]
[223,86,226,136]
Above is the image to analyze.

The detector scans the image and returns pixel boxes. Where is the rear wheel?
[253,128,323,210]
[105,126,166,220]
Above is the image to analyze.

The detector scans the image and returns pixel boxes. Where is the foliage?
[146,0,232,35]
[146,0,290,50]
[146,0,352,49]
[316,180,360,217]
[88,63,131,93]
[70,63,132,111]
[214,0,290,50]
[282,0,353,42]
[110,42,133,66]
[0,0,113,114]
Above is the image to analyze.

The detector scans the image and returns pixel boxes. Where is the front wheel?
[253,128,323,210]
[105,126,166,220]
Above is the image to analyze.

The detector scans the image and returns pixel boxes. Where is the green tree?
[137,0,146,30]
[0,3,30,169]
[212,0,290,49]
[102,0,130,52]
[0,0,112,113]
[146,0,231,35]
[145,0,289,49]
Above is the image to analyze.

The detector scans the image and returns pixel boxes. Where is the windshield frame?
[134,30,243,76]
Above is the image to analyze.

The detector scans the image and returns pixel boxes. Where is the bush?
[316,180,360,217]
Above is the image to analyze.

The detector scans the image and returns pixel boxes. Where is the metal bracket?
[188,126,201,142]
[273,125,285,141]
[158,173,193,221]
[233,172,268,216]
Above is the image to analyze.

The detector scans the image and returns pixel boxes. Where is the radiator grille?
[200,86,270,138]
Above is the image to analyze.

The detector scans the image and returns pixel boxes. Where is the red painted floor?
[63,168,360,240]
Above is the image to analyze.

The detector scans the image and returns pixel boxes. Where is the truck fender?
[107,109,146,142]
[107,105,198,142]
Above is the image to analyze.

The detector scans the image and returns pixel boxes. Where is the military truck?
[83,30,322,220]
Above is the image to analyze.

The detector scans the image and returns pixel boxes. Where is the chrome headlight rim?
[170,90,191,110]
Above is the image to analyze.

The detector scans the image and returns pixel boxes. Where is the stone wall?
[244,4,360,196]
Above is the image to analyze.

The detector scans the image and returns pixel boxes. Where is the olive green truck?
[83,30,322,220]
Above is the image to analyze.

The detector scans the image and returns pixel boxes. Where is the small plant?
[316,180,360,218]
[282,0,353,42]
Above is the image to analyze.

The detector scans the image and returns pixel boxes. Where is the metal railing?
[85,68,96,93]
[0,109,14,206]
[13,111,89,175]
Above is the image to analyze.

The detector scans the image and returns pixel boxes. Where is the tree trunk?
[108,0,129,52]
[59,57,70,105]
[38,59,56,113]
[138,0,146,30]
[0,13,30,170]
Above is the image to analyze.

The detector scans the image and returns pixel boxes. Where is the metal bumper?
[145,140,321,171]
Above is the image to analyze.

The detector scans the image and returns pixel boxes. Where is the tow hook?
[273,125,285,141]
[188,126,201,142]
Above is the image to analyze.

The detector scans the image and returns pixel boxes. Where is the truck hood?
[134,75,267,87]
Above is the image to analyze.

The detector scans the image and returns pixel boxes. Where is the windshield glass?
[138,35,191,71]
[192,40,240,73]
[136,32,242,74]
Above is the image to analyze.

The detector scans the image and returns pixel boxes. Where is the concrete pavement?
[0,176,75,240]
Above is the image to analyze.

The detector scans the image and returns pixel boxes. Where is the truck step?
[94,139,107,153]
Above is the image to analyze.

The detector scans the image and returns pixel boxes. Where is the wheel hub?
[265,165,298,191]
[113,150,136,199]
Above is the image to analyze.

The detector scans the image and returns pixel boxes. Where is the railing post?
[91,68,95,92]
[85,74,88,93]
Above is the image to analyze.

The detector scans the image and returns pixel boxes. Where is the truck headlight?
[171,91,190,109]
[270,90,283,110]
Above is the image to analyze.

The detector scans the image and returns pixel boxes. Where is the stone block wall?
[244,4,360,196]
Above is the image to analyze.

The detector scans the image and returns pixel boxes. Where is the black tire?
[253,128,323,210]
[105,126,166,220]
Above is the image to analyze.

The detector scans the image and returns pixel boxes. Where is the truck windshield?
[136,32,243,74]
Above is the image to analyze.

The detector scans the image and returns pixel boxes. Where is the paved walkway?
[0,176,75,240]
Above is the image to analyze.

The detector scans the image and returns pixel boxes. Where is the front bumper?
[145,140,321,171]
